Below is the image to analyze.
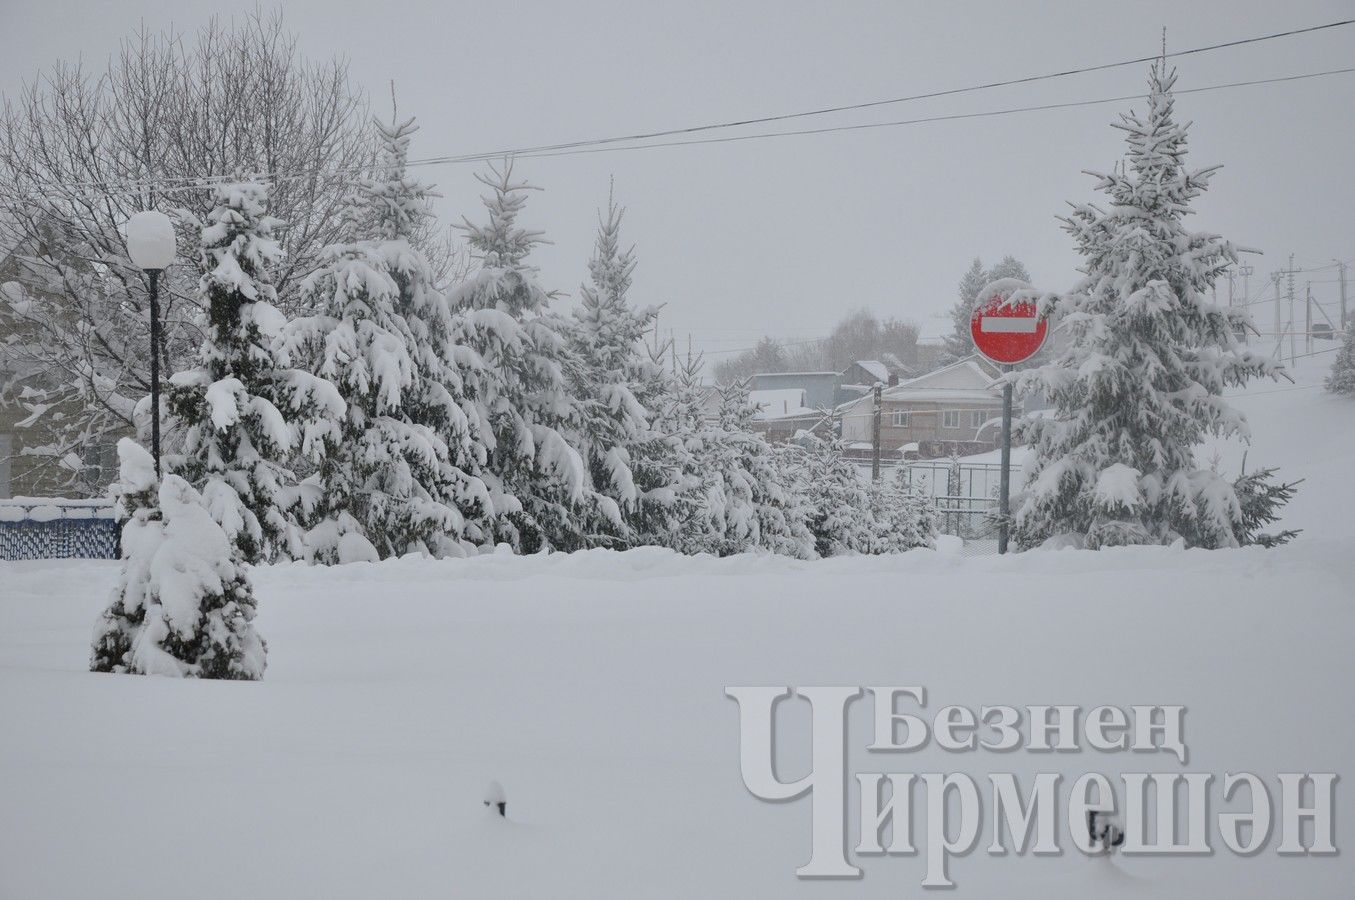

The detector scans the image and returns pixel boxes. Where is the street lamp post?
[125,211,176,476]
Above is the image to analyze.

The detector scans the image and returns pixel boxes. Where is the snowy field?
[1,352,1352,898]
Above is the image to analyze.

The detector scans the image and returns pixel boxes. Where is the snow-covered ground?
[1,350,1351,898]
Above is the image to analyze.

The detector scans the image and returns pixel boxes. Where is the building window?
[891,411,909,427]
[943,410,960,429]
[971,410,988,428]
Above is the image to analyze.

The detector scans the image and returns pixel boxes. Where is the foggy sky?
[2,0,1352,362]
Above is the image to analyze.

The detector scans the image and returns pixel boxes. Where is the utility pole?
[1271,272,1283,358]
[1338,260,1348,331]
[870,382,882,483]
[1287,255,1297,366]
[1305,283,1313,355]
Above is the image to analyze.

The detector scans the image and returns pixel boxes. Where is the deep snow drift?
[0,350,1351,898]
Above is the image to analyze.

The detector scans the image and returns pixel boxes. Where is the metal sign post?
[998,368,1013,554]
[970,287,1048,555]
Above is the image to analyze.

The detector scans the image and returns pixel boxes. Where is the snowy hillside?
[1,352,1352,898]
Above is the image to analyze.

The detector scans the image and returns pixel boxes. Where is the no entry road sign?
[970,290,1047,365]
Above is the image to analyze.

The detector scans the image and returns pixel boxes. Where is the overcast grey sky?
[2,0,1352,360]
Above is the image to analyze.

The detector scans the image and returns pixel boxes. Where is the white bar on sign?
[980,317,1038,333]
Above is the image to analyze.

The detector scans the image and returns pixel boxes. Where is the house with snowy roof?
[837,355,1012,460]
[747,386,830,443]
[748,371,839,410]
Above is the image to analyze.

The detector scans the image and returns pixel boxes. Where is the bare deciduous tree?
[0,10,373,494]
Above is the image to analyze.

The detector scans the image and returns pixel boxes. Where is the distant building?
[837,356,1012,460]
[836,359,914,406]
[748,371,839,410]
[747,388,811,419]
[747,387,827,443]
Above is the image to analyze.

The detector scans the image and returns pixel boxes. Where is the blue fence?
[0,499,120,561]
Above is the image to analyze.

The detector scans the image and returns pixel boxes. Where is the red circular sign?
[970,292,1048,365]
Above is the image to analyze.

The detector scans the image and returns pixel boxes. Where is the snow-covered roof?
[884,389,1003,404]
[748,388,815,420]
[836,357,1003,413]
[853,360,890,382]
[751,371,838,378]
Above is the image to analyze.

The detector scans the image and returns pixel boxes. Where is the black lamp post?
[125,211,176,476]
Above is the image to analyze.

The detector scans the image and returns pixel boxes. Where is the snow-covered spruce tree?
[1232,461,1300,547]
[91,439,266,680]
[287,119,492,563]
[779,426,937,557]
[450,162,596,552]
[865,467,938,553]
[166,181,343,564]
[943,259,990,362]
[356,116,494,553]
[1326,325,1355,396]
[631,344,719,553]
[696,382,814,558]
[633,334,702,548]
[785,431,884,557]
[567,187,682,547]
[1011,63,1283,550]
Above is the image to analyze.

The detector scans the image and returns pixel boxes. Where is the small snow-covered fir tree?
[567,186,682,547]
[288,119,492,563]
[1011,62,1283,550]
[91,439,266,680]
[788,431,875,557]
[1232,461,1300,547]
[1326,325,1355,396]
[450,161,595,552]
[693,382,814,558]
[865,467,937,553]
[167,181,342,563]
[630,344,720,553]
[784,429,937,557]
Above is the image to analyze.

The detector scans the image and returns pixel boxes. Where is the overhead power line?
[11,18,1354,198]
[405,18,1355,165]
[504,67,1355,163]
[19,65,1355,203]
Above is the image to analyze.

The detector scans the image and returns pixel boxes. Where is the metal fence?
[897,462,1002,556]
[0,498,120,561]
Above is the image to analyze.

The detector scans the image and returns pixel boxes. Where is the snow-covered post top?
[125,210,176,270]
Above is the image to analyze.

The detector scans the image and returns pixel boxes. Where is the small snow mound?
[934,534,964,555]
[337,531,381,565]
[1038,533,1086,551]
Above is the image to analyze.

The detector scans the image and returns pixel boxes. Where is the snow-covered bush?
[1011,63,1284,550]
[91,439,266,680]
[1326,327,1355,396]
[788,433,875,557]
[167,181,343,564]
[781,432,935,556]
[287,118,492,562]
[450,162,596,553]
[866,469,937,553]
